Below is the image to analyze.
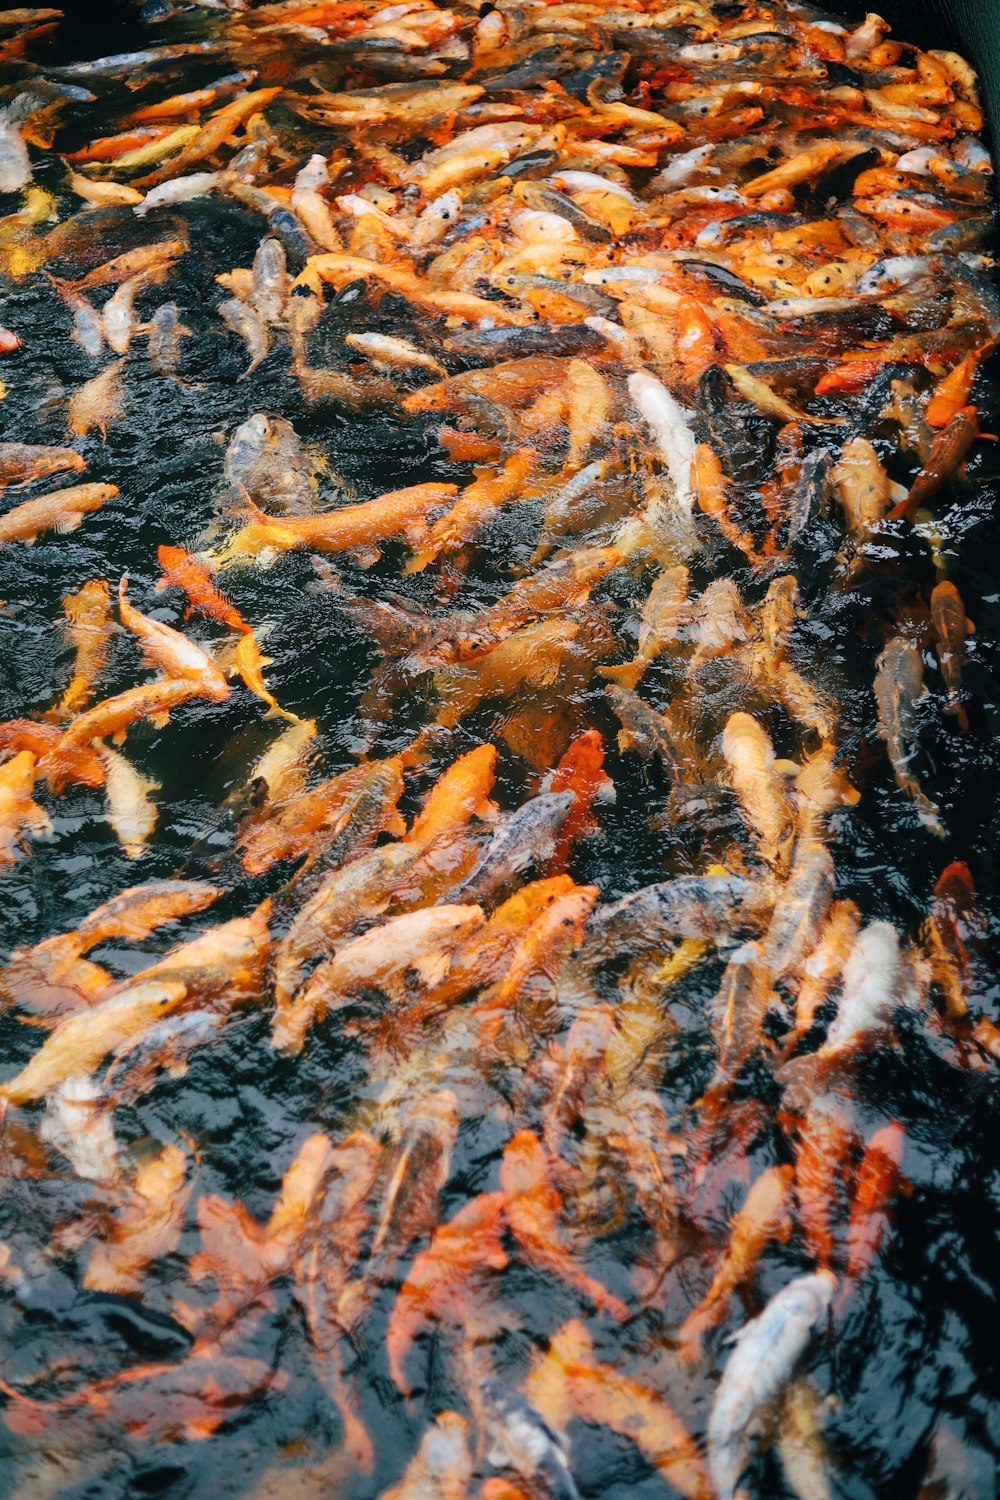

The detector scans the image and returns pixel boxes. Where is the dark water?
[0,1,998,1497]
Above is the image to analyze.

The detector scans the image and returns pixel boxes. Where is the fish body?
[628,370,697,515]
[67,359,126,438]
[83,1144,189,1293]
[1,978,188,1104]
[599,564,689,688]
[874,637,944,834]
[780,922,905,1108]
[234,629,299,723]
[52,577,113,719]
[118,576,230,699]
[454,791,573,901]
[832,437,894,536]
[708,1271,836,1500]
[387,1192,507,1395]
[98,744,160,859]
[381,1412,473,1500]
[794,1093,855,1268]
[761,842,835,980]
[224,413,314,517]
[722,712,796,869]
[776,1377,837,1500]
[278,904,484,1050]
[239,751,402,877]
[40,1072,120,1185]
[219,295,268,374]
[215,483,457,564]
[103,268,164,353]
[703,941,780,1109]
[500,1129,628,1320]
[929,580,973,728]
[844,1121,906,1281]
[788,900,861,1045]
[679,1165,794,1358]
[75,878,220,948]
[688,579,753,670]
[156,545,248,633]
[891,405,981,520]
[480,1380,581,1500]
[0,750,50,864]
[0,116,32,192]
[434,619,580,731]
[0,442,86,488]
[587,876,770,958]
[0,481,116,546]
[147,301,190,375]
[525,1321,711,1499]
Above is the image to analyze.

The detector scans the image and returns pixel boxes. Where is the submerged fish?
[873,637,944,836]
[708,1271,837,1500]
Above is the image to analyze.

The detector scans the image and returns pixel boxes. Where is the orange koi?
[500,1129,628,1321]
[118,576,229,699]
[387,1191,507,1395]
[155,545,249,634]
[542,729,609,874]
[0,481,117,547]
[844,1121,907,1282]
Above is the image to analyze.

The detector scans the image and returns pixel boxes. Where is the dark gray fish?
[677,259,765,305]
[493,272,618,316]
[518,182,612,242]
[788,448,834,544]
[444,324,606,361]
[454,791,573,901]
[585,875,772,957]
[475,45,578,91]
[492,148,558,181]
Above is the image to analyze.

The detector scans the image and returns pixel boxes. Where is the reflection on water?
[0,1,999,1496]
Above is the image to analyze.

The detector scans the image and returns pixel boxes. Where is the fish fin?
[401,550,433,575]
[412,948,454,988]
[598,660,643,689]
[213,640,240,677]
[263,702,303,725]
[55,515,85,535]
[348,546,381,569]
[774,759,799,776]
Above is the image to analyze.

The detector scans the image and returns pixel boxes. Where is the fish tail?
[944,698,969,732]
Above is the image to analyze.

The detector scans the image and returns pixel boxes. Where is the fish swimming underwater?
[0,0,993,1493]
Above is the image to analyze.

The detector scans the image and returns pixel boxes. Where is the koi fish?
[929,579,973,729]
[51,577,113,720]
[0,481,117,546]
[155,545,248,633]
[387,1191,507,1395]
[0,750,51,865]
[873,637,944,836]
[118,576,230,699]
[500,1129,628,1321]
[708,1272,837,1500]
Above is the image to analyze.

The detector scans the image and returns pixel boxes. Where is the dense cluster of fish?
[0,0,997,1495]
